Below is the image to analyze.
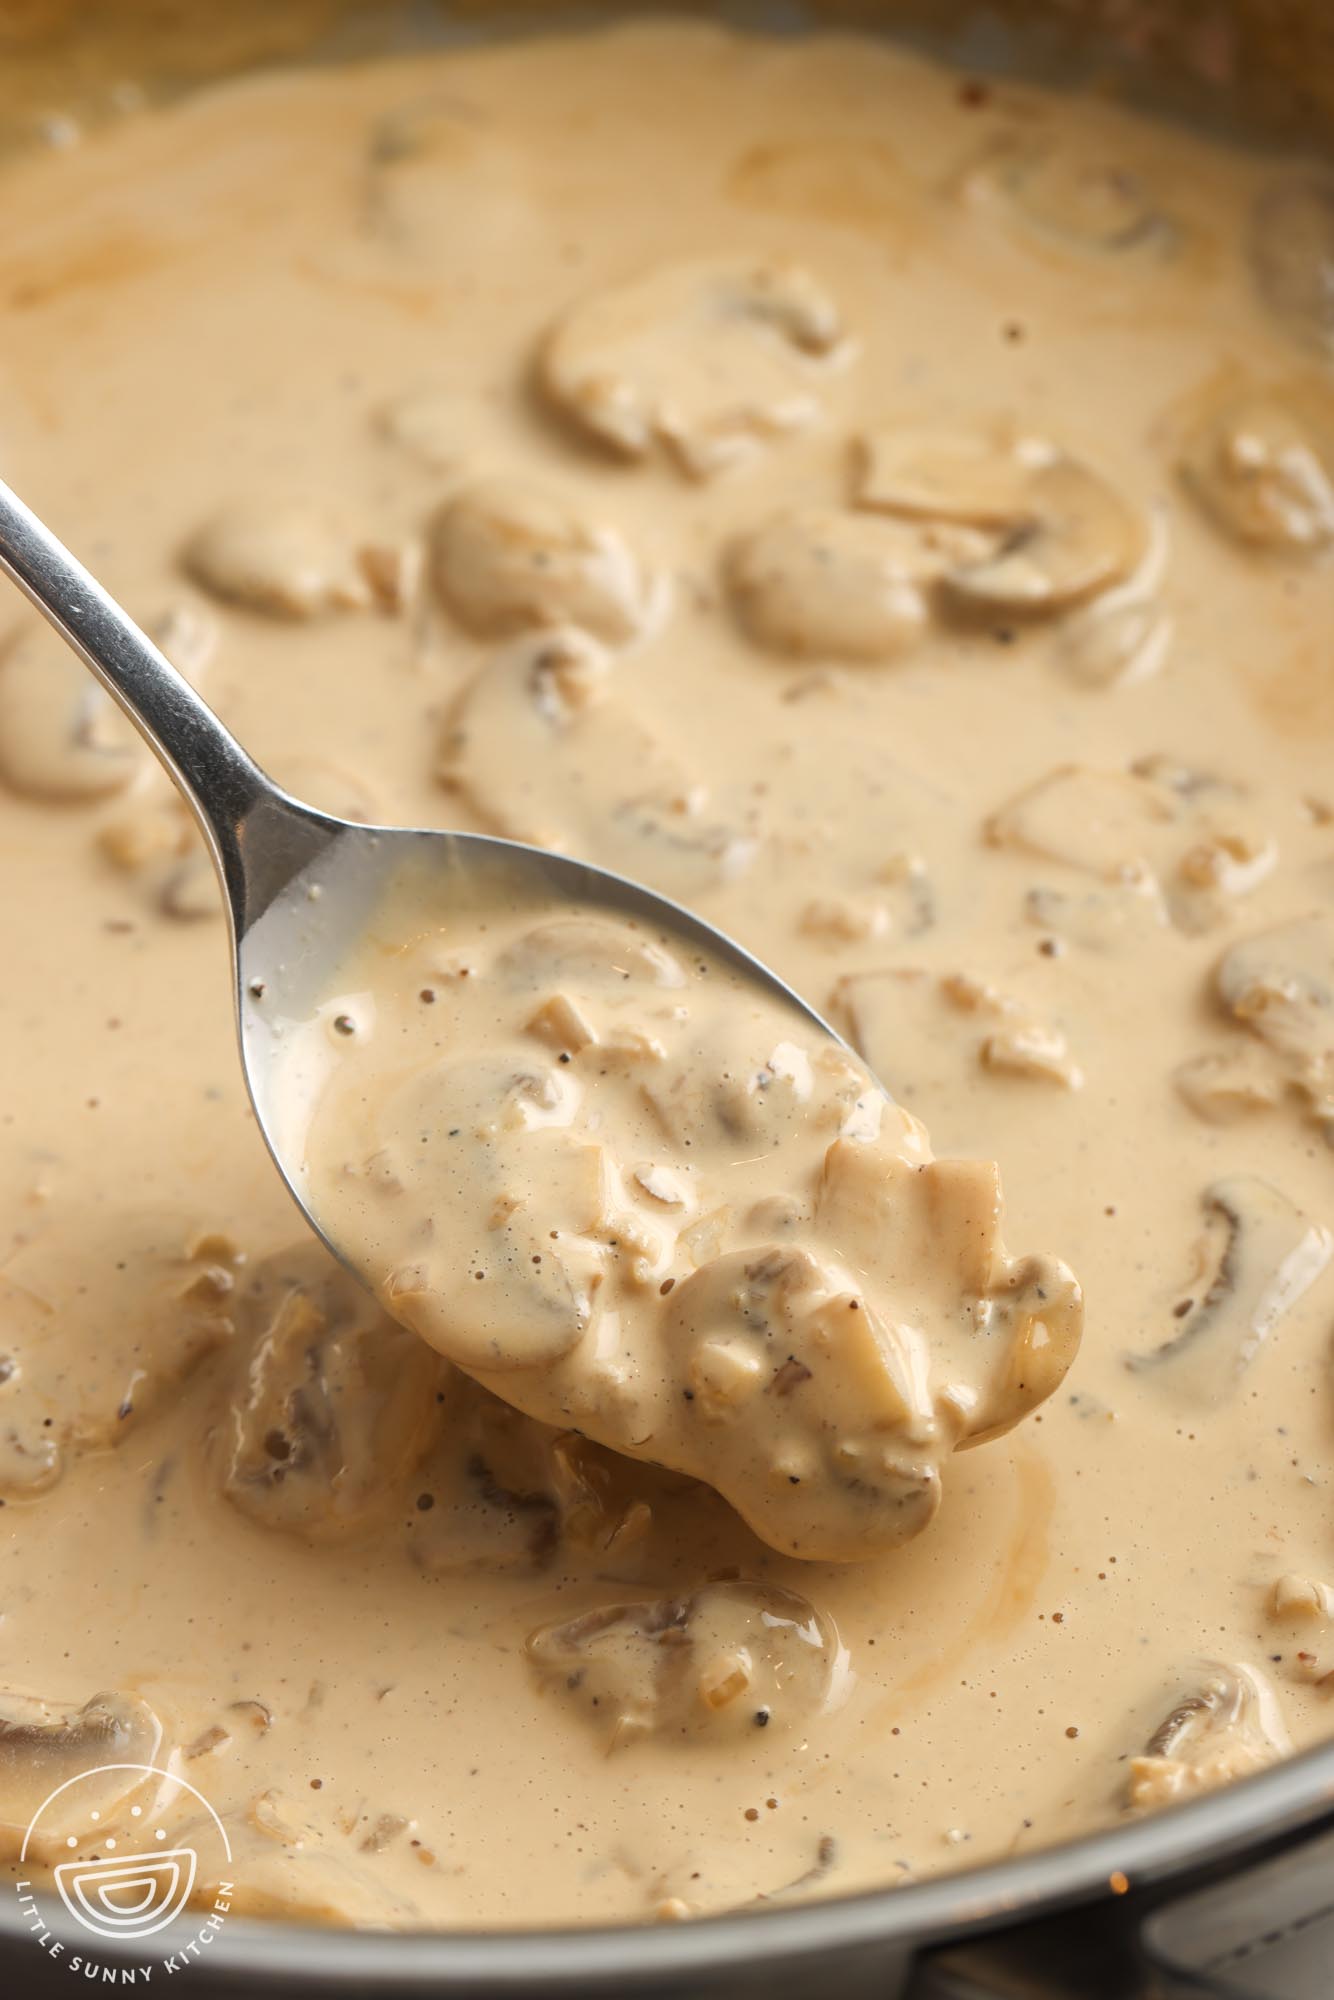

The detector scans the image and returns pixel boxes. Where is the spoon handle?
[0,475,316,930]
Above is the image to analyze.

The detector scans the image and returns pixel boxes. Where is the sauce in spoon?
[285,868,1081,1559]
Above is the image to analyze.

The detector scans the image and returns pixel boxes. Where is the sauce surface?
[2,16,1334,1929]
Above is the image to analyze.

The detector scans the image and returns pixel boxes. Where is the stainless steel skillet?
[2,4,1333,1996]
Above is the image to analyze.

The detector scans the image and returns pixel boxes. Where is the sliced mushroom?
[1177,379,1334,553]
[0,592,210,808]
[834,964,1083,1100]
[429,473,665,644]
[986,764,1176,894]
[1270,1572,1334,1622]
[408,1408,560,1577]
[437,625,633,845]
[856,429,1146,615]
[830,965,942,1099]
[1053,511,1173,690]
[859,429,1035,528]
[979,1020,1082,1090]
[1250,177,1334,355]
[799,894,892,945]
[540,257,851,479]
[0,1691,165,1863]
[959,132,1175,258]
[945,458,1146,614]
[424,1122,1073,1565]
[410,1375,660,1576]
[1174,1048,1284,1125]
[1128,1177,1332,1403]
[525,1579,845,1748]
[98,772,222,924]
[358,1056,616,1374]
[220,1245,447,1540]
[1216,912,1334,1130]
[439,629,761,895]
[874,851,937,935]
[815,1140,1083,1450]
[642,1020,878,1156]
[183,498,375,618]
[662,1240,950,1556]
[1217,912,1334,1068]
[991,764,1276,935]
[639,1140,1080,1561]
[495,915,685,993]
[1170,816,1278,935]
[1055,592,1172,690]
[539,1429,657,1558]
[0,1217,243,1497]
[725,508,933,661]
[1127,1665,1290,1811]
[0,613,144,802]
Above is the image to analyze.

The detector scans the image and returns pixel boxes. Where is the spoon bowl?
[0,477,842,1271]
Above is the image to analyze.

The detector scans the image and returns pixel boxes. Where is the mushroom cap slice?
[989,764,1275,936]
[1217,911,1334,1066]
[428,473,663,644]
[962,133,1175,258]
[858,429,1038,529]
[1128,1665,1290,1810]
[0,1691,165,1863]
[1174,1048,1284,1126]
[986,764,1177,887]
[946,457,1146,613]
[219,1245,448,1540]
[494,915,685,993]
[410,1376,662,1577]
[353,1055,612,1374]
[726,508,932,661]
[1176,377,1334,553]
[857,429,1146,614]
[642,1018,877,1155]
[184,498,374,618]
[439,628,761,895]
[816,1139,1082,1448]
[525,1579,845,1748]
[1128,1175,1332,1404]
[0,614,144,803]
[662,1243,948,1560]
[540,257,850,479]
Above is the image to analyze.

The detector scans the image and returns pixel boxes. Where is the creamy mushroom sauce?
[2,16,1334,1931]
[281,878,1082,1562]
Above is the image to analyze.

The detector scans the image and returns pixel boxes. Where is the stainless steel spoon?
[0,477,839,1262]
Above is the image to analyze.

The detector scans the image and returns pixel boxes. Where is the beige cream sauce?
[2,18,1334,1929]
[289,880,1082,1561]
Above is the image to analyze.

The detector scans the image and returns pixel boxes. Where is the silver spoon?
[0,477,841,1262]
